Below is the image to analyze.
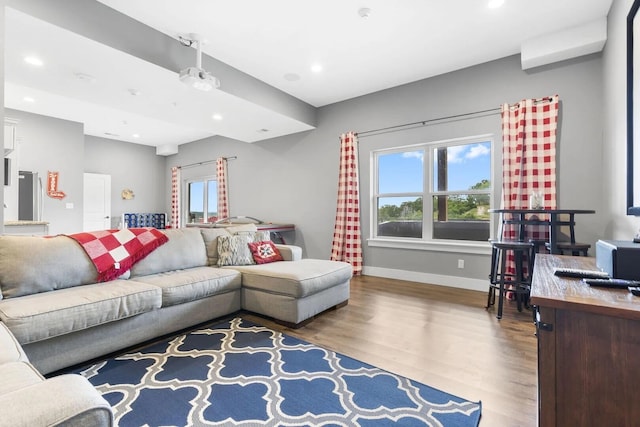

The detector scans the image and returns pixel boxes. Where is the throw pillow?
[200,228,231,266]
[217,234,256,267]
[248,240,284,264]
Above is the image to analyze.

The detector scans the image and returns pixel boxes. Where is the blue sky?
[189,180,218,214]
[378,142,491,196]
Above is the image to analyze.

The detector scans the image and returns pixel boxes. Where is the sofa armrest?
[275,244,302,261]
[0,374,113,427]
[0,322,28,365]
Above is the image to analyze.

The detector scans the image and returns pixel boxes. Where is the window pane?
[432,194,489,241]
[207,180,218,222]
[188,181,204,223]
[433,142,491,192]
[379,151,423,193]
[377,196,423,238]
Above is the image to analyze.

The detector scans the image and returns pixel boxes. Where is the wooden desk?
[489,209,595,254]
[530,254,640,426]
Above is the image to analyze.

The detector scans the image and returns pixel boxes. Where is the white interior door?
[83,173,111,231]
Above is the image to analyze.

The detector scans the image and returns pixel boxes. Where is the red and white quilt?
[66,228,168,282]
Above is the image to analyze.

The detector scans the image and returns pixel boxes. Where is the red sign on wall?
[47,171,66,199]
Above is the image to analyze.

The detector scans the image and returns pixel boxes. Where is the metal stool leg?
[497,249,508,319]
[487,244,499,309]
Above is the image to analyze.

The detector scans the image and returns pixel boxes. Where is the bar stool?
[549,242,591,256]
[545,213,590,256]
[487,240,536,319]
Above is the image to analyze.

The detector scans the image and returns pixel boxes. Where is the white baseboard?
[362,266,488,292]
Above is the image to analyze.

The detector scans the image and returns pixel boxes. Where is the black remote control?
[554,268,610,279]
[583,278,640,288]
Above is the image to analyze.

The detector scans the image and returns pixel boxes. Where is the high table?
[488,209,595,254]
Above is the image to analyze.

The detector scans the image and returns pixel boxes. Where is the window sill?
[367,237,492,255]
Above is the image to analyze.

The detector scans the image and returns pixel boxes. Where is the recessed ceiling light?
[24,56,43,67]
[358,7,372,18]
[311,63,323,73]
[212,114,223,121]
[284,73,301,82]
[132,133,140,138]
[487,0,504,9]
[23,97,35,103]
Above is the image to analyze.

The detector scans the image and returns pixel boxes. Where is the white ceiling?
[4,0,613,149]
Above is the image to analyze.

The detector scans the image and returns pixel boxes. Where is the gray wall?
[2,112,165,234]
[603,0,640,239]
[340,54,604,285]
[84,135,166,229]
[166,53,605,289]
[6,109,84,234]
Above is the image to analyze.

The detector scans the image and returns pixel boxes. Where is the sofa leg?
[273,300,350,329]
[334,300,349,309]
[276,318,313,329]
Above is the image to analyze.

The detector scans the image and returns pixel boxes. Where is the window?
[186,176,218,223]
[373,136,492,243]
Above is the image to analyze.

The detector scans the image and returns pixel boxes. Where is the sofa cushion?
[0,235,97,299]
[131,266,241,307]
[226,259,353,298]
[0,280,161,345]
[0,362,43,396]
[200,228,231,266]
[130,228,207,277]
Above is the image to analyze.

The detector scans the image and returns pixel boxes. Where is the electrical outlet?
[457,259,464,269]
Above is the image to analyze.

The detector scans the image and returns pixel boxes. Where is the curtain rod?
[356,107,500,137]
[356,97,555,137]
[177,156,237,170]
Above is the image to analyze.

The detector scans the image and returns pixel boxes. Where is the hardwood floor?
[243,274,538,427]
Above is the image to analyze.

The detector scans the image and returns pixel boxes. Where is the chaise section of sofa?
[230,259,352,326]
[201,223,353,327]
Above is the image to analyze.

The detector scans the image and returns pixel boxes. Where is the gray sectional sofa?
[0,226,351,426]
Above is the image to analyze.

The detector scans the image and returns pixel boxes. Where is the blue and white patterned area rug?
[75,318,482,426]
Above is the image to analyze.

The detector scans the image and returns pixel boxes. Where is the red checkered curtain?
[170,166,181,228]
[330,132,363,274]
[501,95,559,272]
[216,157,229,220]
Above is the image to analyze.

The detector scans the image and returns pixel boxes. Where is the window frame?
[184,174,218,224]
[369,134,495,254]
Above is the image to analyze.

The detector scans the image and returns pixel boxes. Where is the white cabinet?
[4,118,17,155]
